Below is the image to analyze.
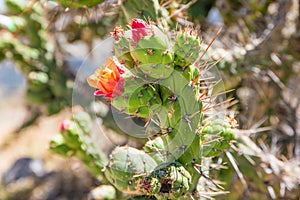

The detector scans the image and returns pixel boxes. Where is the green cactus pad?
[129,26,174,65]
[104,146,157,194]
[112,75,162,118]
[144,137,173,164]
[137,63,174,79]
[201,119,236,157]
[114,32,134,68]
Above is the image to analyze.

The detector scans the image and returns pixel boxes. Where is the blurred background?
[0,0,299,199]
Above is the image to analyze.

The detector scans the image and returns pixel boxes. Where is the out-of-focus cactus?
[0,0,72,115]
[50,109,108,177]
[54,0,105,8]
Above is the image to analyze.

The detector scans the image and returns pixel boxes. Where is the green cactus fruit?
[174,30,201,67]
[202,120,235,140]
[104,146,157,194]
[141,162,191,198]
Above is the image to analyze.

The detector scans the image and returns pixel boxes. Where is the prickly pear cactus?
[141,162,192,199]
[50,18,237,199]
[0,0,72,115]
[104,146,157,194]
[50,109,108,177]
[201,118,236,157]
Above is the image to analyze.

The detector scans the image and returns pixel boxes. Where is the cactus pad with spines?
[174,30,201,67]
[201,119,236,157]
[81,18,237,199]
[104,146,157,194]
[141,162,191,199]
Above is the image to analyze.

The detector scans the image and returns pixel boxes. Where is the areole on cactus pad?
[84,18,236,199]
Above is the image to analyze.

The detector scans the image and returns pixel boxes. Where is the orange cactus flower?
[87,57,126,99]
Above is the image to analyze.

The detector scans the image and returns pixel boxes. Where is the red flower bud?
[60,119,73,131]
[130,18,152,43]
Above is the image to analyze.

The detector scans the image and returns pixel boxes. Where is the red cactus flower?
[131,18,152,43]
[87,57,126,99]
